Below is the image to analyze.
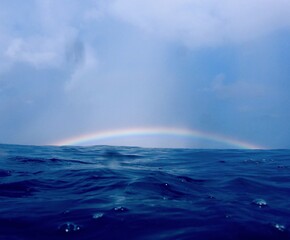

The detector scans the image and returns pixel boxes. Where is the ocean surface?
[0,144,289,240]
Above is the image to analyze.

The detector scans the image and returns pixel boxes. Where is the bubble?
[92,213,104,219]
[113,207,128,212]
[58,222,81,233]
[62,210,70,215]
[274,223,286,232]
[243,159,260,164]
[252,198,267,208]
[207,194,215,199]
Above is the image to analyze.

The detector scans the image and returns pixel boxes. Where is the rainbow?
[53,127,263,149]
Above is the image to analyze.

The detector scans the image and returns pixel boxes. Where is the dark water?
[0,144,290,240]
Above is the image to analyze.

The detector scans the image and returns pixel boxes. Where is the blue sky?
[1,0,290,148]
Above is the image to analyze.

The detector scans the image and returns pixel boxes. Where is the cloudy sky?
[0,0,290,148]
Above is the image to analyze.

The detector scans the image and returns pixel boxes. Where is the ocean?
[0,144,289,240]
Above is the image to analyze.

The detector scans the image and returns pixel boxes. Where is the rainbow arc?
[53,127,263,149]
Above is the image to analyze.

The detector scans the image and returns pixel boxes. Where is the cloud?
[0,0,290,148]
[0,0,83,71]
[5,37,62,67]
[65,43,98,91]
[2,0,290,71]
[108,0,290,47]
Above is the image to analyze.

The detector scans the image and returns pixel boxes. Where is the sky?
[0,0,290,148]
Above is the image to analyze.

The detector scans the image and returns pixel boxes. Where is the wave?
[0,144,289,239]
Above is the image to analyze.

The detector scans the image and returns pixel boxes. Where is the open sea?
[0,144,289,240]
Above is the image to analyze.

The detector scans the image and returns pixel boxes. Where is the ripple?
[252,198,267,207]
[273,223,286,232]
[92,213,104,219]
[0,180,38,197]
[1,145,290,240]
[0,169,12,177]
[177,176,207,183]
[207,194,216,199]
[58,222,81,233]
[113,207,129,212]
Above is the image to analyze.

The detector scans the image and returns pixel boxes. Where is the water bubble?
[243,159,260,164]
[58,222,81,233]
[92,213,104,219]
[113,207,128,212]
[207,194,215,199]
[273,223,286,232]
[161,183,170,190]
[62,210,70,215]
[252,198,267,208]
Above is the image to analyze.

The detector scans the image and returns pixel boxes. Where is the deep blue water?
[0,144,290,240]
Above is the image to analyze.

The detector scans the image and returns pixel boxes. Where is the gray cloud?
[0,0,290,148]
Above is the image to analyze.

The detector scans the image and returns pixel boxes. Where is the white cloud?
[2,0,289,71]
[5,37,62,67]
[0,0,82,70]
[84,0,109,21]
[107,0,290,47]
